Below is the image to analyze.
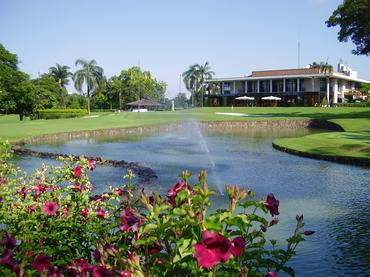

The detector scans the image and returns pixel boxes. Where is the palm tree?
[182,62,214,107]
[310,61,333,106]
[48,63,72,89]
[73,59,104,114]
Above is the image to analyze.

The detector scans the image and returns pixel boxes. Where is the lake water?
[15,125,370,276]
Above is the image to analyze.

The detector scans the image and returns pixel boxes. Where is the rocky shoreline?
[11,142,157,184]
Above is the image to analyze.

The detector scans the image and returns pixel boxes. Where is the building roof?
[127,99,161,107]
[250,68,320,77]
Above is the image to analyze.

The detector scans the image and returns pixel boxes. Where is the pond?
[15,123,370,276]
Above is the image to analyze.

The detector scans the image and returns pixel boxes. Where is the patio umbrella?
[261,96,282,100]
[235,96,255,100]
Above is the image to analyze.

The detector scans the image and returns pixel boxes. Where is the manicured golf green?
[1,107,369,161]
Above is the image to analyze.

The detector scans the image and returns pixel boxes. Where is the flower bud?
[296,214,304,223]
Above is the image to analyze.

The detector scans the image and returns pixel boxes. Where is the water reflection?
[15,127,370,276]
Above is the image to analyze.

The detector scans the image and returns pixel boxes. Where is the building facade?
[204,64,369,106]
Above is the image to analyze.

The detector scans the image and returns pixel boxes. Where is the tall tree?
[48,63,72,89]
[103,67,166,110]
[309,61,333,74]
[31,75,64,110]
[73,59,103,114]
[0,43,32,118]
[310,61,334,106]
[182,62,214,107]
[326,0,370,56]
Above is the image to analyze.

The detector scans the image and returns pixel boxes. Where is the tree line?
[0,44,167,120]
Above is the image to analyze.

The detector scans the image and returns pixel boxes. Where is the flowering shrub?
[0,142,314,276]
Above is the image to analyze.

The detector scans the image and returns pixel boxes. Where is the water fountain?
[182,120,223,193]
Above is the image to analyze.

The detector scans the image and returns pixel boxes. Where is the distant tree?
[173,92,189,109]
[309,61,333,74]
[65,93,86,109]
[359,83,370,95]
[31,75,65,110]
[48,63,72,89]
[326,0,370,55]
[73,59,104,114]
[182,62,214,107]
[310,61,334,106]
[103,67,166,110]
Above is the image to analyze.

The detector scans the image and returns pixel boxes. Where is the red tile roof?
[251,68,320,77]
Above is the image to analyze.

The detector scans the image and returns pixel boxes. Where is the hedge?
[338,101,370,107]
[33,109,88,120]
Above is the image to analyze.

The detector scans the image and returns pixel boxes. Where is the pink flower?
[266,272,278,277]
[66,258,92,275]
[92,265,114,277]
[42,201,59,216]
[194,231,233,268]
[229,236,245,258]
[62,206,69,217]
[32,253,51,273]
[96,207,106,219]
[81,208,90,217]
[0,233,17,249]
[73,165,83,178]
[167,180,193,207]
[89,160,96,171]
[74,183,83,192]
[93,249,102,263]
[0,249,19,272]
[17,186,29,199]
[116,188,124,196]
[29,205,37,213]
[148,242,163,255]
[0,197,2,204]
[264,193,280,216]
[34,184,47,196]
[117,271,132,277]
[49,266,62,277]
[0,178,8,186]
[120,207,142,233]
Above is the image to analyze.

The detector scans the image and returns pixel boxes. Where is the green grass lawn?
[1,107,369,161]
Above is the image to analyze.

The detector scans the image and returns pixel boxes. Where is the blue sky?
[0,0,369,97]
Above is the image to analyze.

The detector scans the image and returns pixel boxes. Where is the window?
[320,78,326,91]
[259,80,270,92]
[286,79,297,92]
[223,82,231,91]
[247,81,258,92]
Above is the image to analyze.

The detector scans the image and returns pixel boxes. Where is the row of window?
[220,79,359,94]
[223,79,304,93]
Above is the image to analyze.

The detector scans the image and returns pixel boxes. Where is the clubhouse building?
[204,64,370,106]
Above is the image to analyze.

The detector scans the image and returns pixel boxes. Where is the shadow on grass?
[340,132,370,142]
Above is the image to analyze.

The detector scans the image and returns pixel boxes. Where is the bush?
[321,96,328,106]
[338,101,370,107]
[0,143,313,276]
[33,109,88,120]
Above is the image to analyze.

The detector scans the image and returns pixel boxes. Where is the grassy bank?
[1,107,369,162]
